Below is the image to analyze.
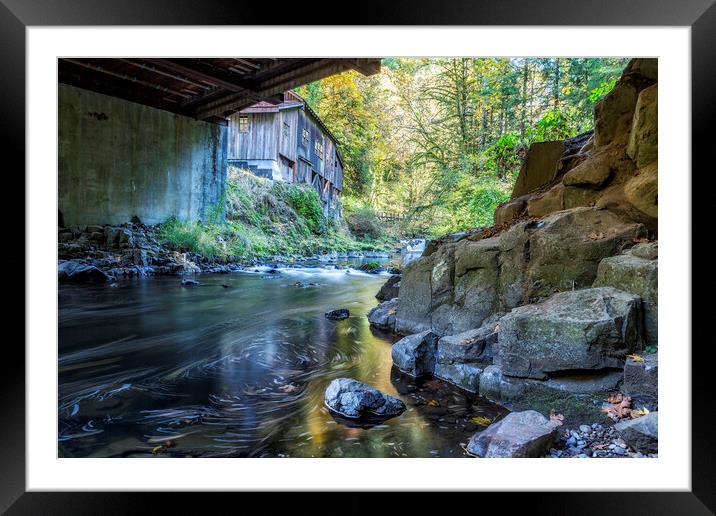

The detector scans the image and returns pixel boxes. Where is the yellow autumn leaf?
[470,416,492,425]
[631,407,650,418]
[387,309,397,315]
[627,354,645,363]
[425,399,440,407]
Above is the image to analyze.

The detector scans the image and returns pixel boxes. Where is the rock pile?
[57,221,242,283]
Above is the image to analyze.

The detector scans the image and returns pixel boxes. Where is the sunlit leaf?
[470,416,492,425]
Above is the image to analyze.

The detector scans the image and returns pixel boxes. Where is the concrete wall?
[59,84,227,227]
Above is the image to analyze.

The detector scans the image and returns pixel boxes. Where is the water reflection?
[58,263,507,458]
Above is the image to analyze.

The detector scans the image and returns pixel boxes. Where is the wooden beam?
[142,58,255,93]
[346,58,382,76]
[194,59,359,119]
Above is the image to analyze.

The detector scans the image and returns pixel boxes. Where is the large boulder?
[434,318,500,392]
[498,287,643,380]
[58,260,114,284]
[367,298,398,332]
[594,83,639,148]
[396,208,647,337]
[436,317,499,365]
[627,84,658,168]
[466,410,560,458]
[493,196,528,225]
[479,364,624,401]
[324,378,405,420]
[375,275,400,301]
[391,330,439,377]
[593,247,658,345]
[510,140,565,199]
[395,255,434,334]
[525,207,648,299]
[614,411,658,454]
[526,184,564,218]
[624,161,658,219]
[434,237,501,335]
[562,153,612,188]
[623,352,658,398]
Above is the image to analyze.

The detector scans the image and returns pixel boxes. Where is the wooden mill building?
[227,91,344,217]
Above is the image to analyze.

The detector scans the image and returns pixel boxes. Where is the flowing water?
[58,257,507,458]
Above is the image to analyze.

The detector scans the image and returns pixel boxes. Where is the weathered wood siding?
[228,112,278,161]
[278,108,298,163]
[227,97,343,216]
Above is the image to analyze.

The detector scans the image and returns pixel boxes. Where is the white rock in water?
[324,378,405,420]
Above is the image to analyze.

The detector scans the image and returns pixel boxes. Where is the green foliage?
[530,108,572,142]
[344,204,383,239]
[296,57,628,238]
[159,169,392,262]
[589,78,618,102]
[275,183,326,234]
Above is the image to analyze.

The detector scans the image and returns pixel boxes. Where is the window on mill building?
[238,115,249,133]
[302,128,310,146]
[315,139,323,160]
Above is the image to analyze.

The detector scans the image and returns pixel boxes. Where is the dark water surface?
[58,261,507,458]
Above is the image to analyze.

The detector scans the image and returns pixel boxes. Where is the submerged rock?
[391,330,439,377]
[467,410,560,458]
[324,378,405,420]
[58,260,114,284]
[325,309,350,320]
[614,411,658,453]
[498,287,642,380]
[181,278,200,286]
[367,298,398,332]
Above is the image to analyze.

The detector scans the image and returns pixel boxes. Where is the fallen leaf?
[425,399,440,407]
[630,407,650,419]
[387,309,397,315]
[549,409,564,425]
[587,231,605,240]
[607,393,625,404]
[470,416,492,426]
[602,393,633,421]
[627,354,646,363]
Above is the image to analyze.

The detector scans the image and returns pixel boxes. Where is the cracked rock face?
[395,207,646,336]
[324,378,405,420]
[498,287,642,380]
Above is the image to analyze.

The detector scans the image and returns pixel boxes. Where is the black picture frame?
[5,0,712,513]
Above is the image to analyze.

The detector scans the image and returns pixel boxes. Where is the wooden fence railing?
[375,212,407,221]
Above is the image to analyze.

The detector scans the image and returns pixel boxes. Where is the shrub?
[344,205,382,239]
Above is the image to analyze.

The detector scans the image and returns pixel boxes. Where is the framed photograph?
[6,0,712,511]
